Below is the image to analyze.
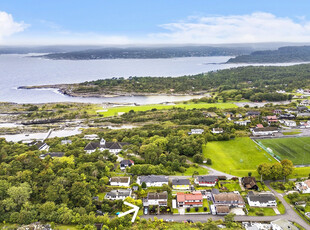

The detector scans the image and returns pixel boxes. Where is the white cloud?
[150,12,310,44]
[0,11,28,42]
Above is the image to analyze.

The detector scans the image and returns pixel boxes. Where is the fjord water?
[0,54,304,104]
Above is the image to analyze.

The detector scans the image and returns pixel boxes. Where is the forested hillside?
[227,46,310,63]
[71,64,310,99]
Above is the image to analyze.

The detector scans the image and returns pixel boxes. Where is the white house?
[296,180,310,193]
[84,138,129,154]
[212,128,224,134]
[83,134,99,140]
[137,175,169,187]
[104,189,132,200]
[143,192,168,206]
[250,127,278,136]
[234,120,251,126]
[247,191,277,207]
[283,120,296,127]
[188,129,204,135]
[61,140,72,145]
[300,100,310,106]
[195,176,218,187]
[110,177,130,187]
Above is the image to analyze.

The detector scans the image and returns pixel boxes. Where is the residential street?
[141,182,310,229]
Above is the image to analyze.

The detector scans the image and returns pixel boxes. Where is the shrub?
[186,207,190,212]
[195,207,199,212]
[203,207,207,212]
[256,211,264,216]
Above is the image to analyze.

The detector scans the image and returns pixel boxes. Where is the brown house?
[241,177,258,190]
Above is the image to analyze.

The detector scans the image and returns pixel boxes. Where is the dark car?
[187,219,194,223]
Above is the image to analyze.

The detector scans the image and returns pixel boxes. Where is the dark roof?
[248,193,276,203]
[242,177,258,189]
[147,191,168,200]
[172,178,190,186]
[110,177,130,183]
[84,141,129,151]
[247,111,261,116]
[139,175,169,183]
[197,176,218,183]
[120,159,134,165]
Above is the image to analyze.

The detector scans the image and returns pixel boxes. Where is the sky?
[1,0,310,45]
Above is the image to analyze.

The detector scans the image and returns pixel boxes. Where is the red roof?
[256,124,264,128]
[177,192,203,203]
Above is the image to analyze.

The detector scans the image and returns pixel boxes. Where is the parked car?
[165,219,173,222]
[187,219,194,223]
[144,207,148,215]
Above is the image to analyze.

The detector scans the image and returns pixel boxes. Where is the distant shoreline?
[18,84,207,98]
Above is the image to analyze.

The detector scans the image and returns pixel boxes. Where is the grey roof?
[172,178,190,186]
[106,189,131,197]
[40,152,64,158]
[120,159,134,166]
[197,175,218,183]
[212,188,220,194]
[84,141,129,151]
[110,177,130,183]
[247,111,261,116]
[248,192,276,203]
[147,191,168,200]
[139,175,168,183]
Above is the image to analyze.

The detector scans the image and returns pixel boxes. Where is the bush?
[256,211,264,216]
[203,207,207,212]
[186,207,190,212]
[195,207,199,212]
[206,158,212,165]
[193,154,203,164]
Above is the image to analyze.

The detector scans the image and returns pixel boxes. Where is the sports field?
[259,137,310,165]
[98,102,237,117]
[202,137,277,177]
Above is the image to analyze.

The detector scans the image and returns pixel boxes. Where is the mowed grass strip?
[202,137,277,177]
[260,137,310,165]
[99,102,237,117]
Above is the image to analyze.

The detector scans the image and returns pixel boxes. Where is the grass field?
[98,102,237,117]
[202,138,277,177]
[175,165,208,176]
[259,137,310,165]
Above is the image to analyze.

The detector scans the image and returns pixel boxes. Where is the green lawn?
[219,180,241,191]
[54,225,78,230]
[246,204,276,216]
[185,199,209,213]
[99,102,237,117]
[290,167,310,178]
[259,137,310,165]
[203,138,277,177]
[175,165,208,176]
[277,200,286,214]
[97,192,106,201]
